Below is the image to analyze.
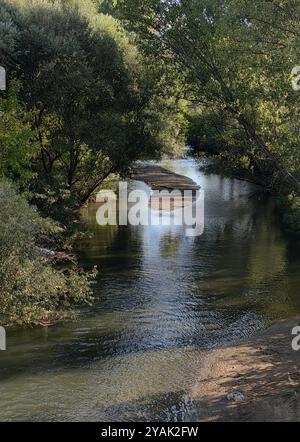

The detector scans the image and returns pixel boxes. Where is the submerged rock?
[227,392,245,402]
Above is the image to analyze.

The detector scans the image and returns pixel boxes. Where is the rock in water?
[227,392,245,402]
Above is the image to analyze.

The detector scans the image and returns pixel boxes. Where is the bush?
[0,180,95,326]
[279,193,300,238]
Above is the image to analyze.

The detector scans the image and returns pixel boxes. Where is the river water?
[1,158,300,421]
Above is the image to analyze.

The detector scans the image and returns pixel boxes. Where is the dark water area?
[0,158,300,421]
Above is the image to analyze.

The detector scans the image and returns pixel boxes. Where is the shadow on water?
[1,158,300,421]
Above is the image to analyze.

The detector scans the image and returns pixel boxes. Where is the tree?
[119,0,300,194]
[0,0,185,212]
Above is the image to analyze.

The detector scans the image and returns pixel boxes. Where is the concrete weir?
[131,164,200,191]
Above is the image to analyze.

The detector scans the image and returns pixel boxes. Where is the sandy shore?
[189,317,300,422]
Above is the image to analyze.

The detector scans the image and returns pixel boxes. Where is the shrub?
[0,180,95,326]
[279,193,300,238]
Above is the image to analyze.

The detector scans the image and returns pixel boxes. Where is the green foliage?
[0,82,37,184]
[279,193,300,238]
[0,180,95,326]
[0,0,185,210]
[187,108,228,155]
[119,0,300,195]
[96,0,119,16]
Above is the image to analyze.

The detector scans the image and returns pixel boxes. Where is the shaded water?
[1,158,300,421]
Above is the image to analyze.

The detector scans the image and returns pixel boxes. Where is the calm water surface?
[1,158,300,421]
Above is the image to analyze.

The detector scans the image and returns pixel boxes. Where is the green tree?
[0,0,185,211]
[119,0,300,195]
[0,83,37,184]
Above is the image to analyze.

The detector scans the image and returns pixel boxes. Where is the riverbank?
[0,180,95,327]
[189,317,300,422]
[196,156,300,239]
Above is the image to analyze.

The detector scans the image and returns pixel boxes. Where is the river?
[1,158,300,421]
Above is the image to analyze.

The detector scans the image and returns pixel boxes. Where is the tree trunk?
[78,167,115,207]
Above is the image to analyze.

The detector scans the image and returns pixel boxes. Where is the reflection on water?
[1,158,300,421]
